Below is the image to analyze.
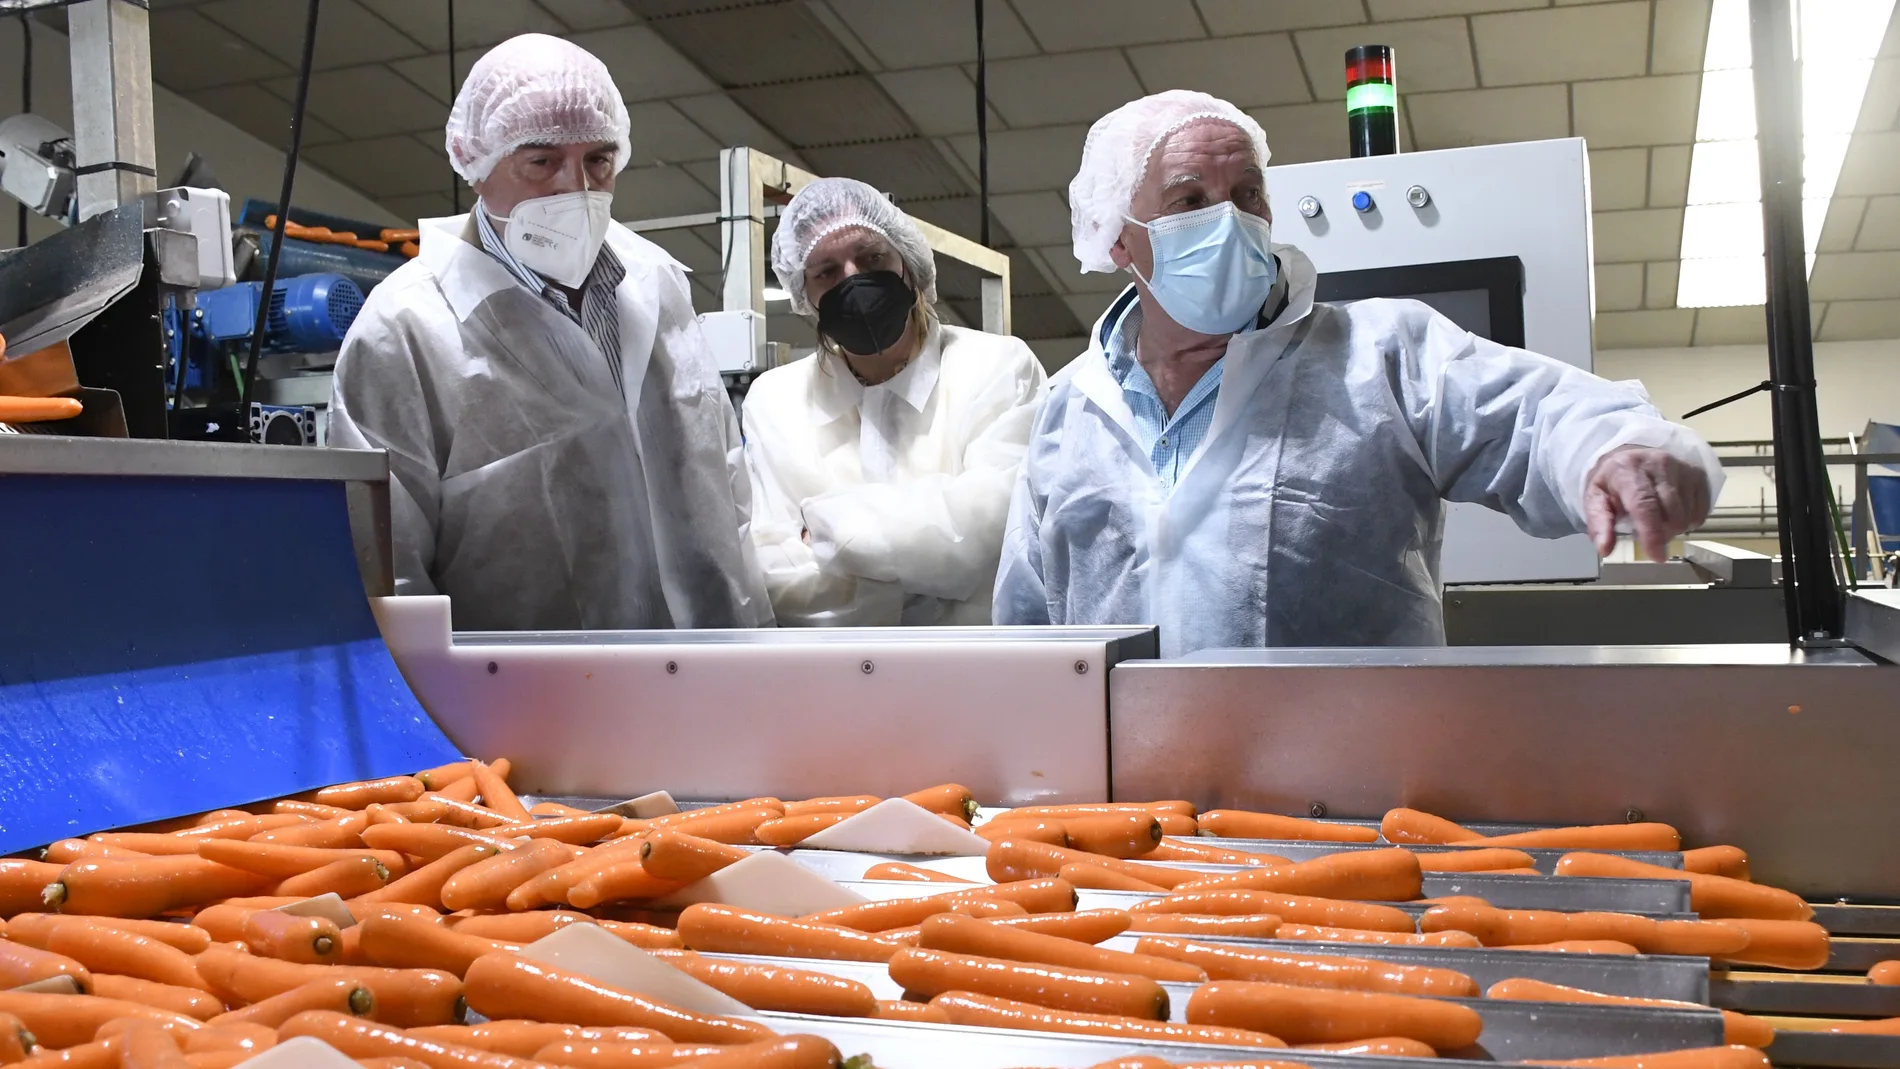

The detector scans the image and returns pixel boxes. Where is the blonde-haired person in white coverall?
[328,34,771,631]
[994,91,1724,656]
[742,177,1047,626]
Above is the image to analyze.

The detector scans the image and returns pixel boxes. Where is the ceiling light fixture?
[1676,0,1897,308]
[762,286,791,303]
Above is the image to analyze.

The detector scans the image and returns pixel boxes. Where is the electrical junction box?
[700,308,772,375]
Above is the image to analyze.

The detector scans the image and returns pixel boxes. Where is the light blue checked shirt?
[1102,272,1289,490]
[1103,295,1225,491]
[474,206,627,396]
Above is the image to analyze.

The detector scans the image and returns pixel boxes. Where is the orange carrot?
[299,777,425,810]
[470,764,530,822]
[193,841,403,880]
[274,856,390,900]
[1200,811,1380,843]
[87,976,221,1022]
[353,844,503,908]
[862,863,969,884]
[639,833,752,884]
[462,953,772,1043]
[45,924,208,991]
[207,978,374,1028]
[439,840,571,912]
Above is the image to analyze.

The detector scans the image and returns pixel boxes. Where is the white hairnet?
[771,177,938,316]
[1069,90,1272,273]
[446,34,632,185]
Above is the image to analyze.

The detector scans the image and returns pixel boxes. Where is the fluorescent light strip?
[1676,0,1897,308]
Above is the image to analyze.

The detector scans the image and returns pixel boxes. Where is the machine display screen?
[1314,256,1526,349]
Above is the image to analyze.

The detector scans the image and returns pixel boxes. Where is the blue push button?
[1352,190,1375,212]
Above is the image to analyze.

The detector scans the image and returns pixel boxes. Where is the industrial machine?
[1268,138,1598,586]
[3,431,1899,1069]
[164,272,364,445]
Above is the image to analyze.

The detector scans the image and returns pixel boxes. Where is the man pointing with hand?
[995,91,1722,655]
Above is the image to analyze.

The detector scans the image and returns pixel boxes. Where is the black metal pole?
[241,0,321,410]
[1749,0,1844,643]
[448,0,460,215]
[18,14,31,248]
[974,0,989,247]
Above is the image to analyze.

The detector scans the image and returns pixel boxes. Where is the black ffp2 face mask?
[816,271,915,357]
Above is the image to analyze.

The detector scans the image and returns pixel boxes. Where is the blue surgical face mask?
[1125,201,1277,336]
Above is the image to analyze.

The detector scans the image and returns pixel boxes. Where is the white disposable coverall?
[328,214,773,632]
[743,322,1047,626]
[994,245,1724,655]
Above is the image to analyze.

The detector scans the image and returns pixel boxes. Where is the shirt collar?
[809,319,945,423]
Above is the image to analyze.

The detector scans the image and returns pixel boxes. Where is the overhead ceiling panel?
[978,51,1147,128]
[379,190,460,223]
[197,0,423,71]
[672,93,796,156]
[820,0,1039,70]
[627,0,783,17]
[1125,34,1313,109]
[638,3,858,88]
[358,0,564,51]
[1470,3,1651,87]
[148,8,293,92]
[1249,101,1349,166]
[270,65,449,139]
[1368,0,1544,17]
[798,139,972,202]
[1818,299,1900,340]
[944,124,1091,194]
[387,48,487,105]
[986,190,1075,248]
[1009,0,1205,53]
[1651,0,1715,75]
[1405,85,1569,151]
[800,138,973,200]
[570,25,721,102]
[876,67,1000,138]
[625,101,725,165]
[186,83,345,150]
[639,226,724,275]
[1195,0,1365,35]
[1588,148,1650,212]
[1002,292,1087,340]
[1570,75,1701,149]
[613,163,719,219]
[538,0,644,32]
[304,134,455,198]
[900,195,994,249]
[731,75,915,146]
[1029,245,1128,295]
[1649,145,1692,208]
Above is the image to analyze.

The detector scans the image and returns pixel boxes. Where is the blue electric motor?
[173,273,364,396]
[193,272,365,353]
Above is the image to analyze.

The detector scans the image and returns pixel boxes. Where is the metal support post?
[66,0,157,220]
[719,147,774,316]
[1749,0,1843,643]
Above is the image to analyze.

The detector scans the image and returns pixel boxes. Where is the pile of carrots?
[0,762,1887,1069]
[262,216,420,258]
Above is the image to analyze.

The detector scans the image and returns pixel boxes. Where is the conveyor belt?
[510,794,1900,1067]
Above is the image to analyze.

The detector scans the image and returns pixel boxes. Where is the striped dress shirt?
[474,206,627,395]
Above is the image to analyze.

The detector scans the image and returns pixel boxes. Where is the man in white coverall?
[994,91,1724,655]
[328,35,772,631]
